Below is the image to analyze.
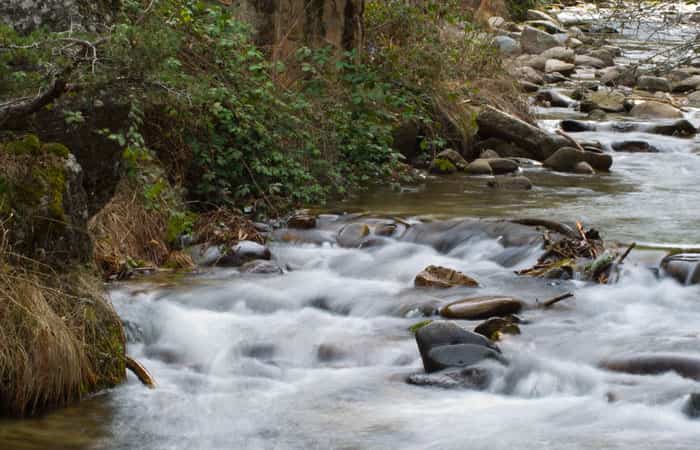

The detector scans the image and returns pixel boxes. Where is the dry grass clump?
[194,207,265,247]
[89,179,170,279]
[0,222,125,416]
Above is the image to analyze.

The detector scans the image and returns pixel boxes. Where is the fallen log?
[126,355,157,389]
[541,292,574,308]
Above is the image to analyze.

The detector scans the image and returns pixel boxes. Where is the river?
[3,3,700,450]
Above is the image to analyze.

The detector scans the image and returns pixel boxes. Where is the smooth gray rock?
[521,25,561,54]
[415,321,500,373]
[660,253,700,285]
[636,75,671,92]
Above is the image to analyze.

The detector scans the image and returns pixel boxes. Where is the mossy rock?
[3,134,41,155]
[0,136,90,265]
[429,158,457,174]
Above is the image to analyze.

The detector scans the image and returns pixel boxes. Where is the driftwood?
[510,218,579,239]
[541,292,574,308]
[617,242,636,264]
[126,355,157,389]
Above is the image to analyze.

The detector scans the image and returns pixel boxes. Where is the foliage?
[506,0,545,21]
[0,0,521,216]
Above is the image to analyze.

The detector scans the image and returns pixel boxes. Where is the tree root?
[126,356,156,389]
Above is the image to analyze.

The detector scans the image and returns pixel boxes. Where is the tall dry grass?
[0,220,125,416]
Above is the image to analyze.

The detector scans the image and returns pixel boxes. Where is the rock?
[514,65,545,85]
[375,222,398,236]
[536,89,577,108]
[526,9,559,24]
[581,90,627,113]
[660,253,700,285]
[520,80,540,93]
[630,101,683,119]
[437,148,468,169]
[521,25,561,54]
[599,67,621,85]
[544,147,613,172]
[601,354,700,381]
[544,72,569,84]
[415,321,500,373]
[669,68,700,82]
[636,75,671,93]
[406,367,493,389]
[486,175,533,190]
[683,393,700,419]
[337,223,370,248]
[240,259,283,274]
[474,317,521,341]
[611,141,659,153]
[525,20,566,34]
[479,149,500,159]
[287,210,317,229]
[414,265,479,289]
[188,241,272,267]
[540,46,575,63]
[473,138,532,159]
[440,296,524,320]
[494,35,520,55]
[574,55,606,69]
[673,75,700,93]
[585,48,616,67]
[426,344,507,372]
[568,37,583,48]
[488,16,505,29]
[588,109,607,120]
[429,158,457,174]
[487,158,519,174]
[476,106,570,161]
[687,90,700,106]
[648,119,697,136]
[560,119,595,132]
[573,161,595,174]
[545,59,575,74]
[465,159,493,175]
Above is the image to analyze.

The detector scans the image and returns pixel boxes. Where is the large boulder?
[629,101,683,119]
[414,321,501,373]
[544,147,613,173]
[476,106,570,161]
[660,253,700,285]
[520,25,561,54]
[440,296,524,320]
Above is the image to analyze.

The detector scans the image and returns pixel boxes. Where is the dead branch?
[125,355,156,388]
[541,292,574,309]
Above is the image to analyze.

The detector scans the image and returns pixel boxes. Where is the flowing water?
[4,5,700,450]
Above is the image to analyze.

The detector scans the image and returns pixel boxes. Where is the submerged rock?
[544,147,612,173]
[414,265,479,289]
[601,354,700,381]
[240,259,283,274]
[406,367,492,389]
[465,158,493,175]
[189,241,272,267]
[611,141,660,153]
[426,344,506,372]
[486,175,533,190]
[660,253,700,285]
[440,296,524,320]
[683,393,700,419]
[474,316,522,341]
[544,147,612,172]
[337,223,370,248]
[415,321,501,373]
